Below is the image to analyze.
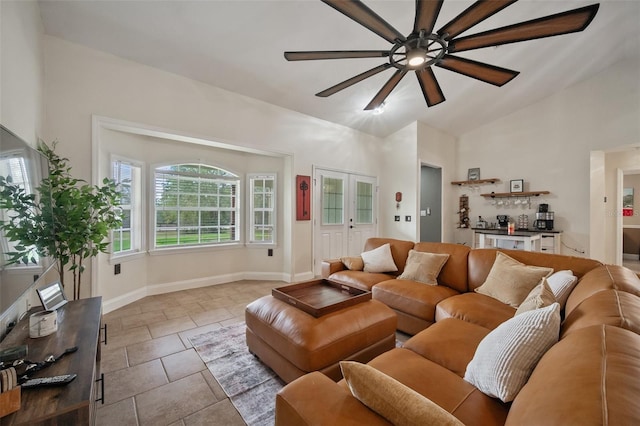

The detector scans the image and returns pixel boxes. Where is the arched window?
[153,164,240,248]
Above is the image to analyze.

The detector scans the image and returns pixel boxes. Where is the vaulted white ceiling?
[38,0,640,137]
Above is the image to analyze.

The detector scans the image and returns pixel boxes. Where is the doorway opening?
[420,164,442,242]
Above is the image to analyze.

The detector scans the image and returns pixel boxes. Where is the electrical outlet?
[268,248,273,257]
[114,264,121,275]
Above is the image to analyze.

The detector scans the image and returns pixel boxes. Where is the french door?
[313,169,377,275]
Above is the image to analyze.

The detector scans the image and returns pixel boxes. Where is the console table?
[476,230,542,252]
[0,297,103,425]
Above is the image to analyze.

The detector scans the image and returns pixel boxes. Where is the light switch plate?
[405,216,411,222]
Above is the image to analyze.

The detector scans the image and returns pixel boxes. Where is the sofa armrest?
[275,372,390,426]
[322,258,346,278]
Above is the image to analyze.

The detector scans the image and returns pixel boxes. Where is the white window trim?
[110,155,145,261]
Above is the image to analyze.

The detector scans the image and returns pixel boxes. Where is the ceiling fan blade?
[437,0,517,40]
[448,4,600,53]
[322,0,405,44]
[435,54,519,86]
[316,63,392,97]
[364,69,408,110]
[285,50,390,61]
[416,67,445,107]
[414,0,444,34]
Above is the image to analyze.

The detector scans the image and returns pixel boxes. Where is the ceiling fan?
[284,0,599,110]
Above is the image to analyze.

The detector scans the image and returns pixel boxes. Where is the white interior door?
[314,169,377,275]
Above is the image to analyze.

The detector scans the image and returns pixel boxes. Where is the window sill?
[109,251,147,264]
[148,242,244,256]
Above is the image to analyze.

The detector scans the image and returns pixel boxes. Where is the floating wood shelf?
[481,191,550,198]
[451,178,500,186]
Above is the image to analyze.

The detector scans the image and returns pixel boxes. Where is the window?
[111,158,143,256]
[248,174,275,244]
[322,176,344,225]
[154,164,240,248]
[0,152,38,264]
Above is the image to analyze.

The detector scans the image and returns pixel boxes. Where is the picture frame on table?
[510,179,524,193]
[467,168,480,181]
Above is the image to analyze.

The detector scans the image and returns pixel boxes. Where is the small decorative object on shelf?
[458,195,469,229]
[467,168,480,181]
[510,179,524,193]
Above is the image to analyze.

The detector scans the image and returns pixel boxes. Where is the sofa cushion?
[363,238,415,275]
[329,270,396,291]
[436,292,516,330]
[362,348,509,426]
[467,248,602,291]
[397,250,449,285]
[515,278,556,315]
[413,242,471,293]
[373,279,459,324]
[340,361,464,426]
[565,264,640,315]
[507,325,640,425]
[362,243,398,273]
[546,269,578,309]
[464,303,561,403]
[403,318,490,377]
[561,289,640,338]
[475,252,553,308]
[341,256,364,271]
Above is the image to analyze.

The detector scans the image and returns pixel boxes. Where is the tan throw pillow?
[475,252,553,307]
[464,303,561,402]
[341,256,364,271]
[361,243,398,273]
[340,361,464,426]
[515,278,557,315]
[397,250,449,285]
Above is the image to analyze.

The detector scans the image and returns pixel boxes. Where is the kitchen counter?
[470,229,563,253]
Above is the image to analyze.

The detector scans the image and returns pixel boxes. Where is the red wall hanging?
[296,175,311,221]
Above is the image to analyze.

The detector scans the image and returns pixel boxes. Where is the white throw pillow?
[361,243,398,273]
[464,303,561,402]
[546,270,578,309]
[515,278,556,315]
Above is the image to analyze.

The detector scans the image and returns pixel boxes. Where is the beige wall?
[456,58,640,260]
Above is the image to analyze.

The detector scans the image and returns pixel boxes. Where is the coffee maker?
[534,204,554,230]
[497,215,509,229]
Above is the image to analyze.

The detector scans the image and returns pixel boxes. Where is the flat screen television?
[0,124,53,329]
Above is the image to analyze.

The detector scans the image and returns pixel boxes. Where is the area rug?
[189,322,284,426]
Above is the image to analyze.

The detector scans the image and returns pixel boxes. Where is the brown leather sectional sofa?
[276,238,640,425]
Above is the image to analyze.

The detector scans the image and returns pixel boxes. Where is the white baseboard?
[101,271,300,314]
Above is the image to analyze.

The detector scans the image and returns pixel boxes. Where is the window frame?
[110,156,145,262]
[247,173,277,246]
[151,162,242,251]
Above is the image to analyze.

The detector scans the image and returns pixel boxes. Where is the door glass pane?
[356,181,373,224]
[322,177,344,225]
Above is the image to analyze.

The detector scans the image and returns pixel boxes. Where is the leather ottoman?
[245,295,397,383]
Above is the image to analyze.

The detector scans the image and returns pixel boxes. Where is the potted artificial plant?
[0,141,121,300]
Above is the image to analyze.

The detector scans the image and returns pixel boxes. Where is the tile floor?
[623,258,640,273]
[96,279,278,426]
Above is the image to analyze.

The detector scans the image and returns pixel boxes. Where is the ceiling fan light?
[372,101,386,115]
[407,48,427,67]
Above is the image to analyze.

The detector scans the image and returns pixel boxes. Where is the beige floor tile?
[148,316,198,338]
[108,325,152,349]
[135,373,217,425]
[163,302,204,320]
[198,296,235,311]
[162,348,206,382]
[96,397,138,426]
[103,358,168,405]
[100,346,128,374]
[104,305,143,321]
[138,298,181,313]
[189,307,234,327]
[201,370,227,402]
[127,334,186,366]
[120,310,168,329]
[183,399,245,426]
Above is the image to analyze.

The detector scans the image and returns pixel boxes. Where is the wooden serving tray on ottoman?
[272,279,371,317]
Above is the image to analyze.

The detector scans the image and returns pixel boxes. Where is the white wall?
[0,0,44,145]
[42,36,387,309]
[457,58,640,259]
